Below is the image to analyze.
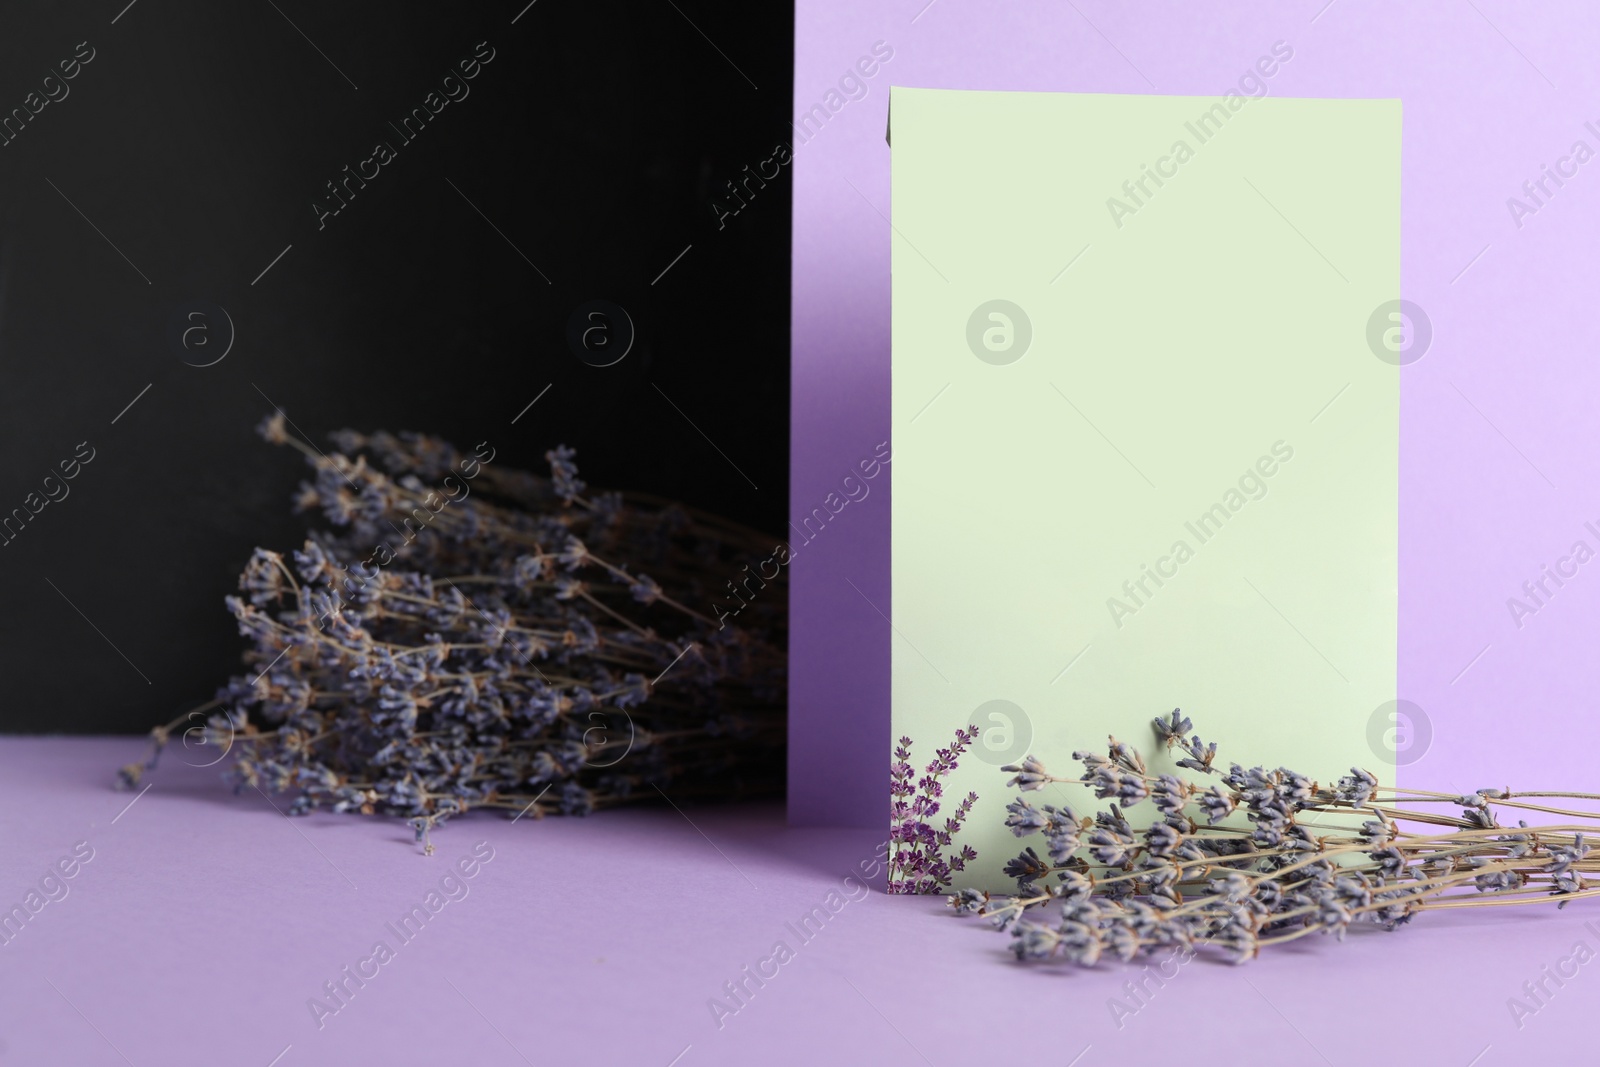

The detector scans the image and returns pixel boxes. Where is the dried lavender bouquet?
[950,711,1600,965]
[122,416,784,834]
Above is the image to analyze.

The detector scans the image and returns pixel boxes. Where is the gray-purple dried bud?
[1011,921,1061,961]
[1198,786,1236,824]
[1336,766,1379,808]
[1150,774,1188,817]
[1152,709,1192,747]
[1144,821,1183,858]
[1208,871,1252,903]
[946,887,989,915]
[1108,737,1146,775]
[1004,798,1048,838]
[1056,921,1103,966]
[1003,847,1051,887]
[1001,755,1050,792]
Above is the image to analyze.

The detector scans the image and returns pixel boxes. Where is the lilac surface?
[789,1,1600,825]
[0,737,1592,1064]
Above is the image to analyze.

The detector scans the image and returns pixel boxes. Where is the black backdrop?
[0,0,792,732]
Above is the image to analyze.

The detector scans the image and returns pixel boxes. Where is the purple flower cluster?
[121,417,785,832]
[889,727,979,894]
[951,709,1600,966]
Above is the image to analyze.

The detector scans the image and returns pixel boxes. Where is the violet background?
[8,5,1600,1063]
[789,0,1600,826]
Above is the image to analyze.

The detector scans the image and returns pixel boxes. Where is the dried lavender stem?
[121,422,786,829]
[949,710,1600,966]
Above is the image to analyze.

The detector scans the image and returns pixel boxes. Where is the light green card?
[889,87,1400,890]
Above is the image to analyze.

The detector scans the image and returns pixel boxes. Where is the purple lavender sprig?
[889,726,979,894]
[948,708,1600,966]
[119,419,786,834]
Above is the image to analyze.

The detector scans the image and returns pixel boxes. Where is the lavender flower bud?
[1214,923,1260,963]
[946,887,988,915]
[1335,767,1379,808]
[1011,921,1061,961]
[1175,734,1218,773]
[1144,821,1183,858]
[1053,871,1094,902]
[987,900,1024,931]
[1198,786,1236,824]
[1087,828,1133,868]
[1055,921,1103,966]
[1001,755,1050,792]
[1003,847,1051,887]
[1153,775,1191,816]
[1004,798,1048,838]
[1108,736,1147,775]
[1152,709,1192,747]
[1208,871,1252,903]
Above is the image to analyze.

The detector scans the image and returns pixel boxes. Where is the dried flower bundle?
[121,417,785,834]
[889,727,979,894]
[949,710,1600,965]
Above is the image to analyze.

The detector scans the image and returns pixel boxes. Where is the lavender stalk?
[120,418,785,835]
[950,710,1600,965]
